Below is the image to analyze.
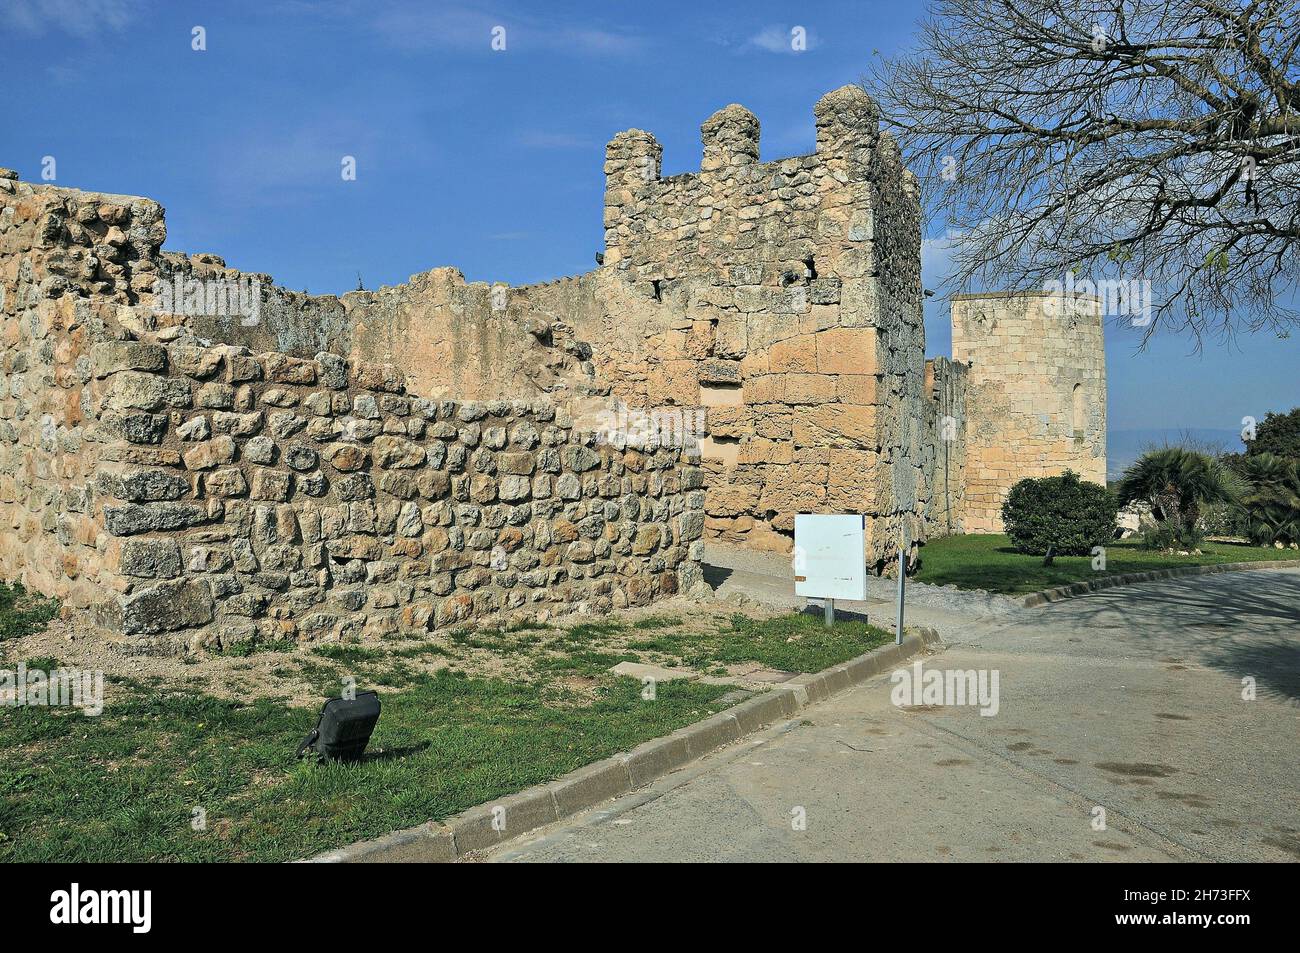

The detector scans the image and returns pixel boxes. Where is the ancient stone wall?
[0,170,166,611]
[158,254,594,402]
[548,86,926,568]
[951,291,1107,532]
[918,357,969,538]
[91,342,704,649]
[2,86,1111,635]
[132,86,929,568]
[0,171,704,649]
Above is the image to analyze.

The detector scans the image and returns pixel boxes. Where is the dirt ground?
[2,592,786,707]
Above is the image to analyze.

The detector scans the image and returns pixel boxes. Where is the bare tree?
[869,0,1300,343]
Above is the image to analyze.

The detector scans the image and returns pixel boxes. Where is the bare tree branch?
[867,0,1300,344]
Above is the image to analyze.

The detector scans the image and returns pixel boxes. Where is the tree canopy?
[869,0,1300,343]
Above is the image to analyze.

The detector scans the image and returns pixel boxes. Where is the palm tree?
[1233,453,1300,545]
[1115,448,1244,544]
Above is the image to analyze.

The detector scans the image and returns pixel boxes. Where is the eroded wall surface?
[2,85,1110,634]
[545,86,928,567]
[0,172,165,611]
[92,343,704,649]
[919,357,969,538]
[0,171,704,649]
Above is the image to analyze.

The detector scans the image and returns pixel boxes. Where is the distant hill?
[1107,428,1244,481]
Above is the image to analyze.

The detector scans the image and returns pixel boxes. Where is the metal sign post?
[824,597,834,628]
[895,524,906,645]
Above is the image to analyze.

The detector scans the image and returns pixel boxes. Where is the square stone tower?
[589,86,926,566]
[951,291,1107,532]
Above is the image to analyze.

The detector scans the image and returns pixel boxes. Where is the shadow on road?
[1036,571,1300,704]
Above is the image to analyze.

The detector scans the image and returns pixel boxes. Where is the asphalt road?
[487,567,1300,862]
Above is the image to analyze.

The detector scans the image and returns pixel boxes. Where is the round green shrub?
[1001,470,1118,556]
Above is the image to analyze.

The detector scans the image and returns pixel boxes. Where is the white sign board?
[793,513,867,601]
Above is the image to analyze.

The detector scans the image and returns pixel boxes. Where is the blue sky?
[2,0,1296,434]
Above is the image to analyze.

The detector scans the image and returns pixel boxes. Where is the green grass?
[0,581,895,861]
[221,637,296,658]
[628,612,893,673]
[0,583,59,642]
[0,669,732,862]
[916,534,1291,595]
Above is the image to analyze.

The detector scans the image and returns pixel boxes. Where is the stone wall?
[550,85,926,568]
[92,341,705,649]
[2,85,1111,635]
[126,86,929,569]
[951,291,1107,532]
[158,254,595,402]
[918,357,969,537]
[0,170,166,611]
[0,170,704,650]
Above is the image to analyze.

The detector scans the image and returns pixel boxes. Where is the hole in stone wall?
[804,256,817,280]
[699,434,740,467]
[651,279,662,302]
[699,381,743,407]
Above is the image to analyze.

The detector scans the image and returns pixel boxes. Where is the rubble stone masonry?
[0,171,704,650]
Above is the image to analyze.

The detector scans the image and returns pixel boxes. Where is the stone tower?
[950,291,1107,532]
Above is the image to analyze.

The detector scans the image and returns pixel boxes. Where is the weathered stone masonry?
[0,86,1107,647]
[951,292,1107,533]
[148,87,932,567]
[0,171,704,650]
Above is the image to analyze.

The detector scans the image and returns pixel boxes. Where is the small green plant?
[631,615,682,630]
[1141,522,1200,551]
[1001,471,1117,557]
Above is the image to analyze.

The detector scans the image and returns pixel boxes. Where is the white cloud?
[921,234,958,289]
[368,2,644,55]
[3,0,138,38]
[744,24,816,55]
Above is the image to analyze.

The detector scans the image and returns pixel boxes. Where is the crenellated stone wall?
[1,85,1109,642]
[100,86,932,568]
[556,85,927,567]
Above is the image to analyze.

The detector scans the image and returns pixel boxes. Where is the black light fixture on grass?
[296,691,382,763]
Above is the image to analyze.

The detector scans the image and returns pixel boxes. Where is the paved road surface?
[487,566,1300,862]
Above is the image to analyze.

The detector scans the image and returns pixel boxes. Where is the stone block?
[120,579,214,634]
[816,327,878,375]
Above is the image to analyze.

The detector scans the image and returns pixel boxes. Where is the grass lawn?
[626,611,893,674]
[916,534,1292,596]
[0,590,891,862]
[0,582,59,641]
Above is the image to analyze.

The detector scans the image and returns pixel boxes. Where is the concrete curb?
[305,626,942,863]
[1021,557,1300,608]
